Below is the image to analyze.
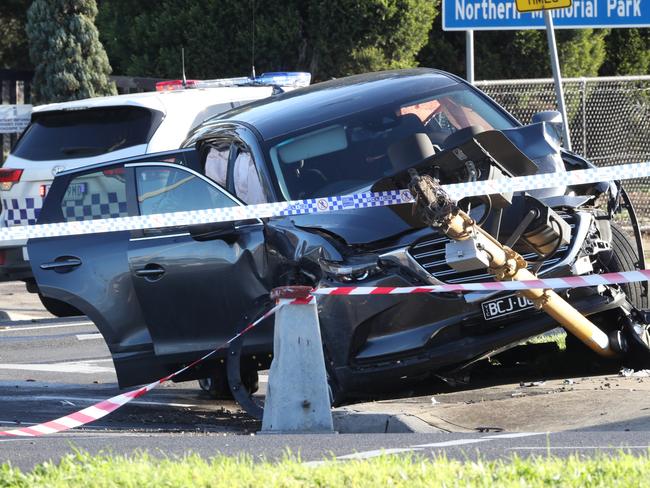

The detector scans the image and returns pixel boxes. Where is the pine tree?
[26,0,116,104]
[0,0,32,70]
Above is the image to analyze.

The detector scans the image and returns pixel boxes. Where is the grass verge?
[526,331,567,350]
[2,450,650,487]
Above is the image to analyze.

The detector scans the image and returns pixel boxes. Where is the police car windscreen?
[12,106,162,161]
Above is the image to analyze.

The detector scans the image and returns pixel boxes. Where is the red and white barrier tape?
[312,269,650,295]
[0,302,290,438]
[3,265,648,437]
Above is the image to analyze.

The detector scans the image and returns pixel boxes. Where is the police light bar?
[155,72,311,91]
[156,80,199,91]
[253,72,312,87]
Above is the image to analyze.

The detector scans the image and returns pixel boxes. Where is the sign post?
[466,30,475,83]
[514,0,575,149]
[442,0,650,150]
[542,9,572,149]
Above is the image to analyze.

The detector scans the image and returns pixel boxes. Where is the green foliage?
[0,0,32,70]
[95,0,437,81]
[416,12,466,76]
[3,450,650,487]
[308,0,438,77]
[481,29,609,79]
[25,0,117,104]
[419,26,610,80]
[600,29,650,76]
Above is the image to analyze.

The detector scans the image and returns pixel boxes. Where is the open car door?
[28,149,272,387]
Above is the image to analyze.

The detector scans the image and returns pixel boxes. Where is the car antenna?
[181,47,187,88]
[250,0,256,79]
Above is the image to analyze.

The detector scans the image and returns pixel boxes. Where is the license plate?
[63,182,87,200]
[481,294,534,321]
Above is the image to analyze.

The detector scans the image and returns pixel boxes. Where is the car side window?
[135,166,236,216]
[232,146,267,205]
[203,143,229,188]
[60,168,128,222]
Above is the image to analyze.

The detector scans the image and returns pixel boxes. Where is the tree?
[95,0,437,81]
[418,26,609,80]
[0,0,31,70]
[26,0,116,104]
[600,29,650,76]
[417,12,466,76]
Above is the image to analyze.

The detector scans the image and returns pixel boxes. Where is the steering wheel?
[301,168,327,183]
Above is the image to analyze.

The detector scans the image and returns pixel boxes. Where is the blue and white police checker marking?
[2,193,128,227]
[443,0,650,30]
[1,198,41,226]
[2,160,650,242]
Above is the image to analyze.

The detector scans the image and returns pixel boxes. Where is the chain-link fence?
[476,76,650,226]
[2,73,649,221]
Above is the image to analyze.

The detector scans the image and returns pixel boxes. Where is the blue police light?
[254,72,312,88]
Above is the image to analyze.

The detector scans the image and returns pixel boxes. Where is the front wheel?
[566,223,647,359]
[198,365,259,400]
[597,223,648,309]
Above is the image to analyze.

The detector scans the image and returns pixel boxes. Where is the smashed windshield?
[269,84,516,200]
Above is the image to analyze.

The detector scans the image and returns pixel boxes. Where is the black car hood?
[289,205,420,245]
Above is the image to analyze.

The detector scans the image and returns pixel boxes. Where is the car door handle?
[134,265,166,279]
[40,257,82,271]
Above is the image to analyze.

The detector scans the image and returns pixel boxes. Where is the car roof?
[33,86,276,116]
[187,69,461,143]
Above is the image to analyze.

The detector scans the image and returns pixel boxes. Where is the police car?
[0,72,310,315]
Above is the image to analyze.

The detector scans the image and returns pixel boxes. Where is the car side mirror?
[189,221,237,242]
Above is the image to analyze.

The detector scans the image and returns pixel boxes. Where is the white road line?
[509,446,650,450]
[0,361,114,374]
[0,322,93,332]
[76,333,103,341]
[336,448,422,460]
[412,438,490,448]
[330,432,548,463]
[0,433,155,443]
[482,432,546,439]
[0,395,203,409]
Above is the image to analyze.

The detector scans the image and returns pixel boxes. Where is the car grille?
[408,216,575,284]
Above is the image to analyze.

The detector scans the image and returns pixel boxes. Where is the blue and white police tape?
[1,160,649,242]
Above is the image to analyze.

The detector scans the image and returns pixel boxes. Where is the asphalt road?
[1,281,650,472]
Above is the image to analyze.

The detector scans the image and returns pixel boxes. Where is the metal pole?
[543,10,572,150]
[466,30,475,84]
[581,78,587,157]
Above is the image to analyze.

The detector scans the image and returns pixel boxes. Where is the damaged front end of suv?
[254,119,650,406]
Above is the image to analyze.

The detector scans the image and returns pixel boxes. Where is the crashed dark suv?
[29,69,648,407]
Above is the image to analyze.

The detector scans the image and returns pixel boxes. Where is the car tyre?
[566,223,647,359]
[38,294,83,318]
[598,223,648,310]
[198,366,259,400]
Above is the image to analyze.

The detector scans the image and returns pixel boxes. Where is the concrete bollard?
[261,286,335,434]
